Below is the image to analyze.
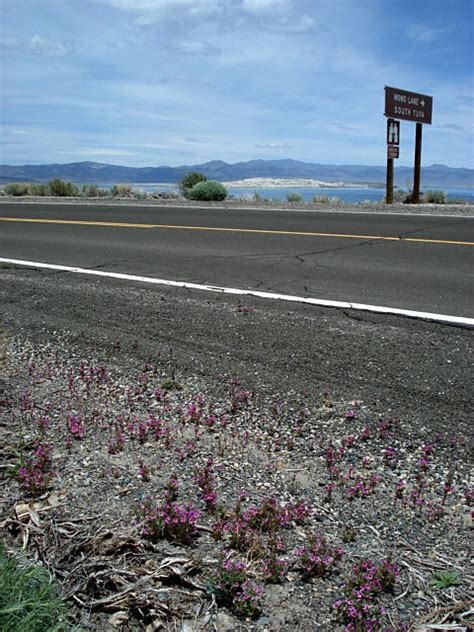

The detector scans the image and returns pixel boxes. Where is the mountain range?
[1,159,473,187]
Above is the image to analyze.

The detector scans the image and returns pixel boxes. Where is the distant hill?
[1,159,473,187]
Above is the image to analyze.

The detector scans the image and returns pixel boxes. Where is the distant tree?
[48,178,79,197]
[4,182,29,196]
[179,171,208,198]
[28,183,51,196]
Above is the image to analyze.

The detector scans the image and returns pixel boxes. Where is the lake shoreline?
[221,177,371,188]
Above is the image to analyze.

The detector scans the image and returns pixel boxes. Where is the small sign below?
[385,86,433,124]
[387,145,399,159]
[387,119,400,145]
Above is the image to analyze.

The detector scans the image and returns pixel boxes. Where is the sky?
[1,0,473,168]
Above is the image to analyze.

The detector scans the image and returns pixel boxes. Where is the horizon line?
[1,158,472,171]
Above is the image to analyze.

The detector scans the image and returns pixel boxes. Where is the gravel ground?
[1,195,473,217]
[0,268,473,631]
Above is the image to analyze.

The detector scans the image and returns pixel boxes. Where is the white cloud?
[455,94,474,108]
[182,136,215,144]
[242,0,288,11]
[436,123,474,135]
[241,0,315,32]
[254,142,293,149]
[59,148,138,157]
[407,25,446,43]
[101,0,169,8]
[172,41,221,55]
[96,0,222,25]
[329,123,364,134]
[0,35,73,57]
[1,0,473,168]
[263,14,315,33]
[1,127,33,139]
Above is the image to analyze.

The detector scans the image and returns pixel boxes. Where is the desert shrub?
[287,192,303,202]
[384,189,411,203]
[80,184,108,198]
[132,189,148,200]
[48,179,79,197]
[251,191,271,203]
[151,191,179,200]
[424,190,446,204]
[400,191,430,204]
[4,182,29,196]
[447,196,468,204]
[188,180,227,201]
[179,171,208,198]
[28,183,51,196]
[110,183,132,197]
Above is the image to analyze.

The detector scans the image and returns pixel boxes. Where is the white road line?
[1,257,473,327]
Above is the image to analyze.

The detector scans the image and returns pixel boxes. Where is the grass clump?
[430,569,461,589]
[0,547,69,631]
[312,195,330,204]
[251,191,272,203]
[313,194,340,205]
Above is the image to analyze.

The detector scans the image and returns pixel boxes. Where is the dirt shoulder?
[1,268,473,631]
[1,195,473,217]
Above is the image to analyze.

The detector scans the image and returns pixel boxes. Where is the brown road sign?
[387,146,399,159]
[385,86,433,124]
[387,119,400,145]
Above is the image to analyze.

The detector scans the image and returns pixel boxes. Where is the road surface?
[0,202,473,319]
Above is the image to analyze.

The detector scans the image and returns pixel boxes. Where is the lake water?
[99,182,474,203]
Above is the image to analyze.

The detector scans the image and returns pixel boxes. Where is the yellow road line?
[0,216,473,246]
[403,237,474,246]
[0,217,155,228]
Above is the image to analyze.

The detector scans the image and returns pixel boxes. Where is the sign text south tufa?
[385,86,433,125]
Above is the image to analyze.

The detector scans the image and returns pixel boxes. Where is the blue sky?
[1,0,473,168]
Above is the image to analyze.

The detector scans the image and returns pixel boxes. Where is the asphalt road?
[0,202,473,318]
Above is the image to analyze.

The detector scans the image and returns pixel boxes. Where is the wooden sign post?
[385,119,400,204]
[384,86,433,204]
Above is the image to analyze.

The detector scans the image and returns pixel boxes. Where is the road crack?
[394,217,472,239]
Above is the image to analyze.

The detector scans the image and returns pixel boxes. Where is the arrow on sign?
[420,99,425,107]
